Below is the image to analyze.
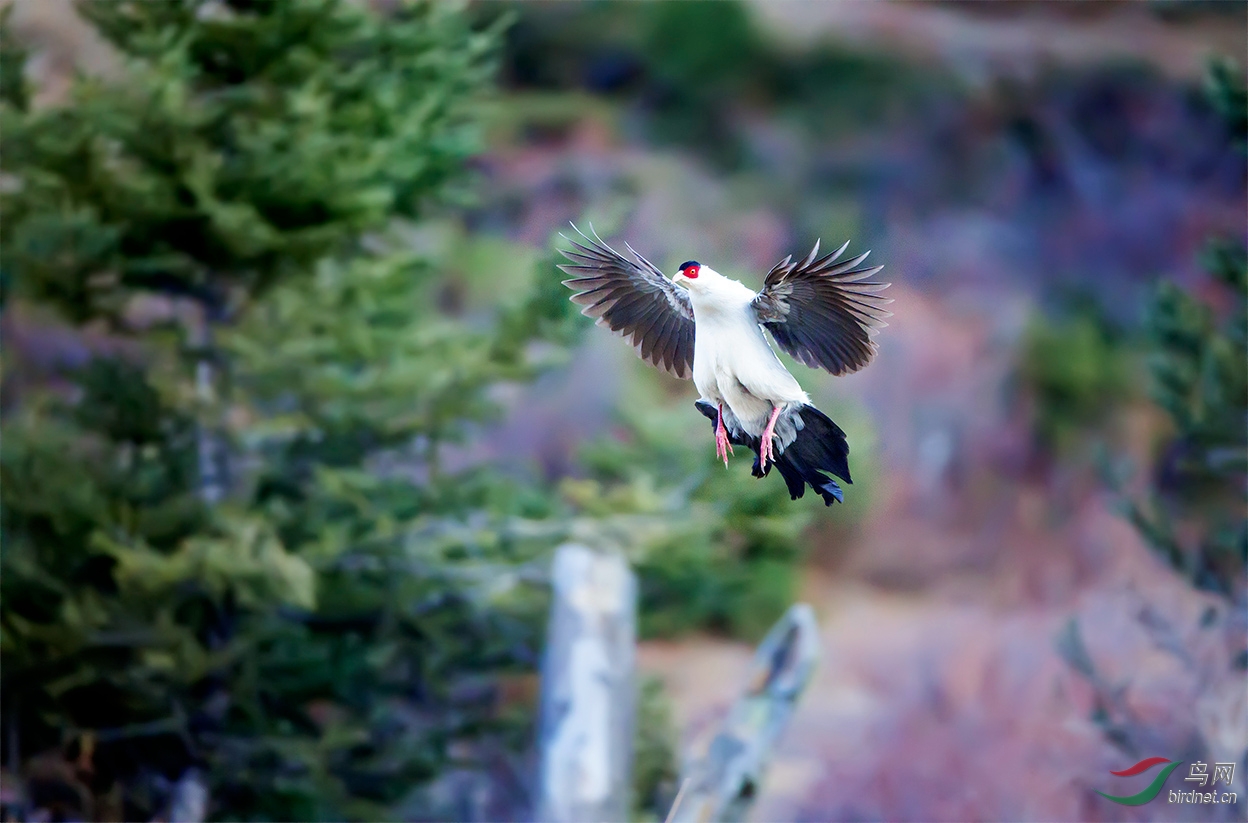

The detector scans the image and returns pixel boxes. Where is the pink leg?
[759,404,784,466]
[715,403,734,466]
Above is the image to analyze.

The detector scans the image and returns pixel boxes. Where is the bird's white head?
[672,260,753,314]
[672,260,727,292]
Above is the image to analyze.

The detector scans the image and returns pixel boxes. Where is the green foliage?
[1119,58,1247,601]
[632,676,679,821]
[640,1,947,166]
[0,4,27,111]
[1123,238,1247,600]
[0,391,318,816]
[495,0,953,170]
[1017,307,1136,454]
[1,0,500,321]
[0,1,575,820]
[633,0,770,166]
[202,239,570,821]
[640,1,769,95]
[0,255,571,821]
[1206,56,1247,152]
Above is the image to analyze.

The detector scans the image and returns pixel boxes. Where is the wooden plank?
[669,603,821,823]
[537,544,637,823]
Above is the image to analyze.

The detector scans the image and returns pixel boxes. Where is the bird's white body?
[683,267,809,440]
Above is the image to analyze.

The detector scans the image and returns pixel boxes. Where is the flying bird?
[558,225,891,505]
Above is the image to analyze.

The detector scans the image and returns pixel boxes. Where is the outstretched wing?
[558,223,696,379]
[751,239,892,376]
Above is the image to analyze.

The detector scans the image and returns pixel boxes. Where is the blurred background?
[1,1,1244,821]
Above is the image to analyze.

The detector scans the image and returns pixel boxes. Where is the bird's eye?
[684,265,700,279]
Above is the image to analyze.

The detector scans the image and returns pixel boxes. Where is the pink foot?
[759,404,784,466]
[715,403,734,466]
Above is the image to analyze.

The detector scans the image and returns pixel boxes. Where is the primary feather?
[557,224,696,379]
[752,238,892,376]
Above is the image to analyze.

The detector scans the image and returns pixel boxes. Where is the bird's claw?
[715,405,733,466]
[758,405,783,469]
[715,428,734,466]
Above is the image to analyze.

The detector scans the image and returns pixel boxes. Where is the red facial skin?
[682,264,700,279]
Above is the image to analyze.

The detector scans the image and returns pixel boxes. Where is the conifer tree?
[0,2,570,819]
[1125,239,1246,601]
[1123,58,1247,603]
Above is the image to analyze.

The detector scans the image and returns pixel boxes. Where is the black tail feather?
[694,401,851,507]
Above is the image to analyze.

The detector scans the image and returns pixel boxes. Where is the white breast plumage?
[688,281,808,437]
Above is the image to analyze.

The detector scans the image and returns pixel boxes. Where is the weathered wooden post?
[669,603,821,823]
[537,544,637,823]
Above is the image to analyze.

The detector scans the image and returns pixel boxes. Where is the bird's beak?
[672,273,690,288]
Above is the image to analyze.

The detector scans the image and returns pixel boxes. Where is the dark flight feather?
[751,239,893,376]
[558,223,696,379]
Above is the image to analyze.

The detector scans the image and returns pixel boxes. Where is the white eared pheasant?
[558,224,891,505]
